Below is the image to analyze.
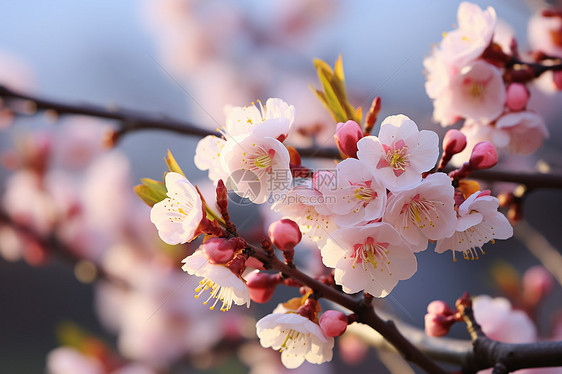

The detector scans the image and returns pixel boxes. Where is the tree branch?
[2,85,562,189]
[458,295,562,373]
[247,246,449,374]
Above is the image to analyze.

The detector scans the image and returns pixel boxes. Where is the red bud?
[202,238,235,264]
[469,141,498,170]
[245,270,281,303]
[319,310,348,337]
[335,120,363,158]
[268,219,302,251]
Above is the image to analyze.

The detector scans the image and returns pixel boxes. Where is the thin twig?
[2,85,562,189]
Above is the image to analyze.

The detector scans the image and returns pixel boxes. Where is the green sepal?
[134,178,168,207]
[165,149,185,176]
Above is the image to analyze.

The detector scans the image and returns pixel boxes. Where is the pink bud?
[424,313,455,337]
[506,83,529,111]
[523,265,554,306]
[469,141,498,170]
[427,300,455,316]
[443,129,467,155]
[201,238,235,264]
[245,270,281,303]
[268,219,302,251]
[335,120,363,158]
[319,310,348,337]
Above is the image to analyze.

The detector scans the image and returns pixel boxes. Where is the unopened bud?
[427,300,455,316]
[335,120,363,158]
[440,129,467,170]
[469,142,498,170]
[268,219,302,252]
[245,270,281,303]
[523,265,554,306]
[443,129,467,155]
[506,83,529,111]
[364,96,381,135]
[202,238,235,264]
[424,313,455,337]
[319,310,348,337]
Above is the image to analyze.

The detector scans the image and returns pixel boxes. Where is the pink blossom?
[528,11,562,59]
[320,158,386,226]
[383,172,457,252]
[495,111,549,155]
[221,134,291,204]
[150,172,204,244]
[449,60,506,123]
[435,191,513,261]
[440,2,497,68]
[357,115,439,191]
[320,222,417,297]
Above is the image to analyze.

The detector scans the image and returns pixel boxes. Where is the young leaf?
[165,149,185,176]
[134,178,168,207]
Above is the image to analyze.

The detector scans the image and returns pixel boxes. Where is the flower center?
[401,194,442,229]
[354,186,376,202]
[468,82,485,98]
[278,328,308,356]
[195,277,236,312]
[165,196,194,223]
[254,154,273,169]
[378,139,410,177]
[351,237,390,272]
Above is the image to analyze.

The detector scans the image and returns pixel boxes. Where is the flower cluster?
[148,92,514,368]
[424,2,549,158]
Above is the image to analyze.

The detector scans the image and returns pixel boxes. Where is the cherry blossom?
[320,158,386,226]
[256,312,334,369]
[356,115,439,191]
[221,133,291,204]
[182,249,250,311]
[495,111,549,155]
[150,172,204,245]
[194,135,228,184]
[224,98,295,140]
[449,60,505,123]
[528,11,562,60]
[319,222,417,297]
[439,2,497,69]
[435,191,513,261]
[383,172,457,252]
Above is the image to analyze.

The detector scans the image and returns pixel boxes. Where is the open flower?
[383,172,457,252]
[221,133,291,204]
[435,191,513,261]
[256,312,333,369]
[150,172,204,245]
[440,2,497,68]
[449,60,505,123]
[319,222,417,297]
[182,250,250,312]
[194,135,229,184]
[357,115,439,192]
[224,98,295,140]
[320,158,386,226]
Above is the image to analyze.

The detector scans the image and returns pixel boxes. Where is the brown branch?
[2,85,562,189]
[246,246,449,374]
[458,295,562,374]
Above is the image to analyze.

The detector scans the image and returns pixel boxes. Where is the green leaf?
[134,178,168,207]
[165,149,185,176]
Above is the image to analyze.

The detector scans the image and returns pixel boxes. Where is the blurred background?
[0,0,561,373]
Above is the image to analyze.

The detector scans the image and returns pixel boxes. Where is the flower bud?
[335,120,363,158]
[424,313,455,337]
[506,83,529,111]
[268,219,302,251]
[443,129,467,155]
[319,310,348,337]
[469,141,498,170]
[245,270,281,303]
[523,265,554,306]
[201,238,235,264]
[427,300,455,316]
